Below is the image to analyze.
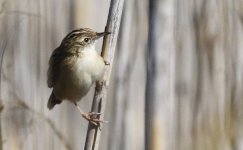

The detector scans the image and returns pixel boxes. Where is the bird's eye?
[84,38,90,43]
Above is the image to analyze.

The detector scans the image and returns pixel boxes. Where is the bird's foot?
[104,60,110,65]
[81,112,108,127]
[95,81,105,91]
[73,102,107,128]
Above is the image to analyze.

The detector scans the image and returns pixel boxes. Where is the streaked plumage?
[47,28,108,109]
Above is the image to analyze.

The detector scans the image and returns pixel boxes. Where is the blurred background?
[0,0,243,150]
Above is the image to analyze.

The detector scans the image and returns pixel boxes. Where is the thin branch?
[84,0,124,149]
[0,27,8,150]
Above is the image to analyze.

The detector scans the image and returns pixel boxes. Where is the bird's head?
[61,28,110,51]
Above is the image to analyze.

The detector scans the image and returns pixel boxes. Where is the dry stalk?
[84,0,124,149]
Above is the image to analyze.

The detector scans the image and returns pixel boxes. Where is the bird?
[47,28,110,125]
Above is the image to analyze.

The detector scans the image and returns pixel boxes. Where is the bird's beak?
[95,31,111,40]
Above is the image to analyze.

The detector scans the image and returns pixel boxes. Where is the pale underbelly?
[52,53,105,102]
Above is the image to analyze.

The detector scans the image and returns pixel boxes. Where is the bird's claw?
[82,112,108,128]
[104,60,110,65]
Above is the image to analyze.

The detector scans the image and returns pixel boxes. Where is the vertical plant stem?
[0,35,7,150]
[84,0,124,150]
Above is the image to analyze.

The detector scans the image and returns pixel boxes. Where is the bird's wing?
[47,47,65,88]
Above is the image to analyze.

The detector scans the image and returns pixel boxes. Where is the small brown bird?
[47,28,109,124]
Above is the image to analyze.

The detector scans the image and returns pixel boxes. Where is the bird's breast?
[73,51,105,81]
[54,50,105,101]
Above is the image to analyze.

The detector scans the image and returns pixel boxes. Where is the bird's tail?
[47,92,62,110]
